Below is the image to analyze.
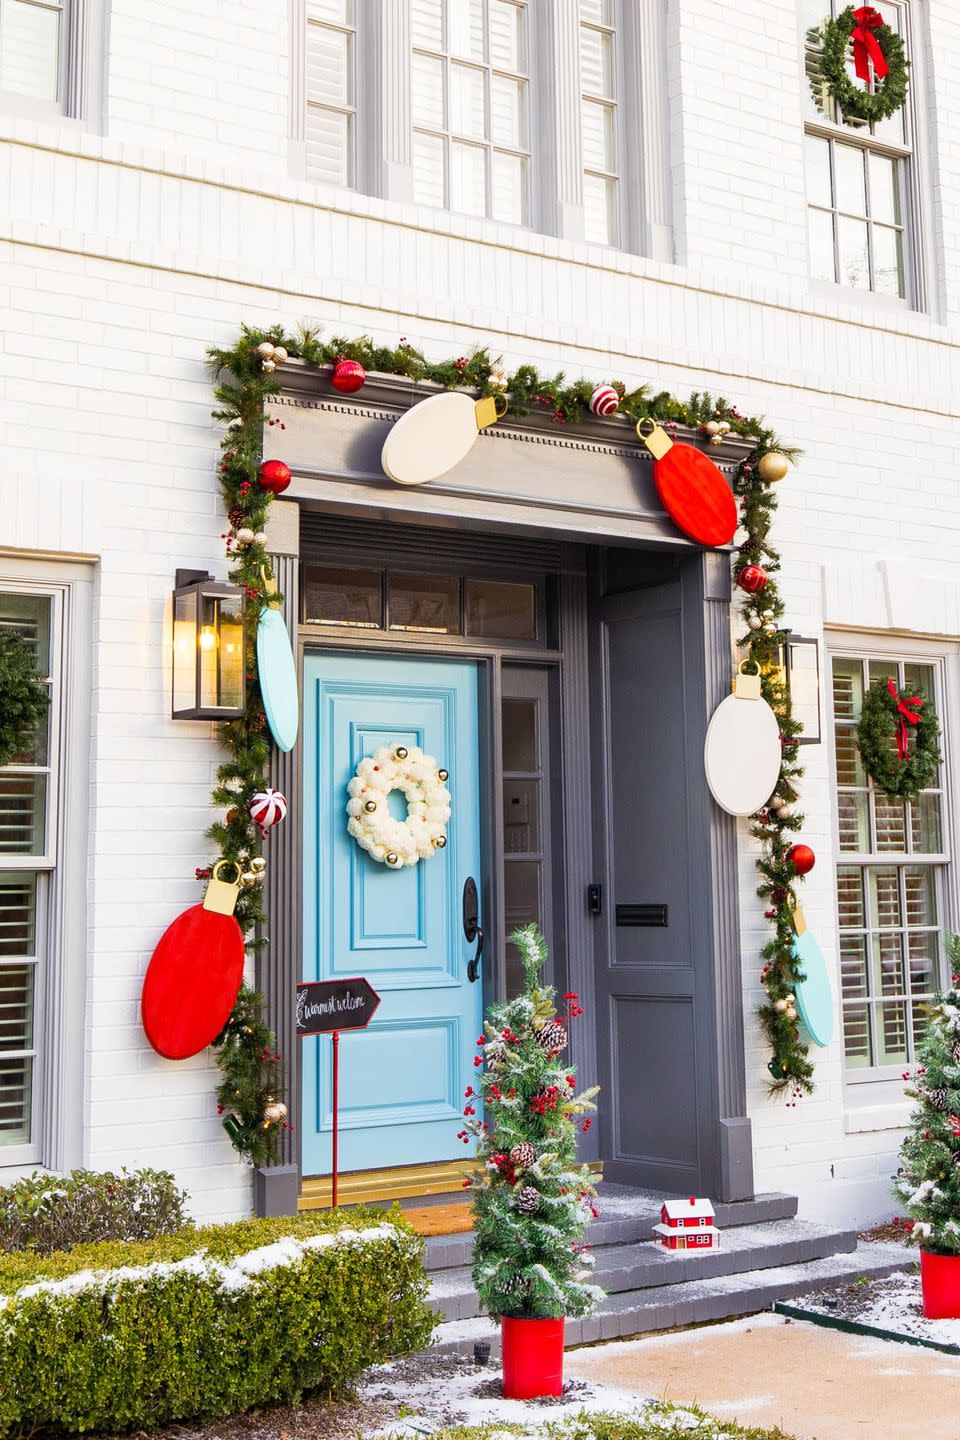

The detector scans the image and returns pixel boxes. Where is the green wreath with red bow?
[856,677,942,801]
[820,6,909,125]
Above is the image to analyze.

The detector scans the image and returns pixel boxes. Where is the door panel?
[302,651,482,1176]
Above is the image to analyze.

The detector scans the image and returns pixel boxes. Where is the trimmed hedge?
[0,1207,433,1435]
[0,1167,187,1254]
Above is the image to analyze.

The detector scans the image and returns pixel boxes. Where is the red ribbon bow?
[887,677,922,760]
[851,6,889,84]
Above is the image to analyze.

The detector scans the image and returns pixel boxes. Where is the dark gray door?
[590,576,720,1195]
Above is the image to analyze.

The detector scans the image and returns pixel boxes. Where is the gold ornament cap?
[636,418,673,461]
[788,894,808,937]
[203,859,243,916]
[732,660,763,701]
[475,394,508,431]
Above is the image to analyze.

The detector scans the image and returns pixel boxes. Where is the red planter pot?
[501,1316,565,1399]
[920,1249,960,1319]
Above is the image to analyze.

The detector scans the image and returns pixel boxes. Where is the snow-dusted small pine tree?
[894,933,960,1254]
[462,924,603,1320]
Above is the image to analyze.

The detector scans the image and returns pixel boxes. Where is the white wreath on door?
[346,744,452,867]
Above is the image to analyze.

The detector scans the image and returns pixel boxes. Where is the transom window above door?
[302,563,542,644]
[411,0,531,225]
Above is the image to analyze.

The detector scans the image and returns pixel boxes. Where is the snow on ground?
[792,1269,960,1351]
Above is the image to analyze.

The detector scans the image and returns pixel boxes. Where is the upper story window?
[579,0,619,246]
[830,650,948,1079]
[305,0,357,187]
[410,0,530,225]
[0,0,65,105]
[802,0,913,301]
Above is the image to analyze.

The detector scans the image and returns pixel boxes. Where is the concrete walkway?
[564,1312,960,1440]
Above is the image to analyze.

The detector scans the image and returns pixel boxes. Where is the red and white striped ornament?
[249,789,287,834]
[589,384,619,417]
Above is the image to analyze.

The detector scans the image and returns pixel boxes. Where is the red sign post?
[296,977,380,1207]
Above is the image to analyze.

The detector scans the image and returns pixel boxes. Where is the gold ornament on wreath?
[346,744,452,868]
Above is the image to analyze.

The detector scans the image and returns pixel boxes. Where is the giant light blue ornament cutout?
[256,572,298,752]
[790,898,834,1048]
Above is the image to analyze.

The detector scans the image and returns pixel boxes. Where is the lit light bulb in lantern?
[199,626,218,651]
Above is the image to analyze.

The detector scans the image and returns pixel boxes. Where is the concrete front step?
[423,1187,799,1274]
[428,1239,912,1354]
[427,1217,857,1321]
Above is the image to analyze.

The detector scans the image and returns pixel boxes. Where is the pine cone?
[515,1185,541,1214]
[535,1019,568,1056]
[510,1142,536,1170]
[486,1037,508,1069]
[927,1087,948,1111]
[952,1040,960,1064]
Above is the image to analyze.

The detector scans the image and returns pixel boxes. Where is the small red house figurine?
[653,1196,720,1252]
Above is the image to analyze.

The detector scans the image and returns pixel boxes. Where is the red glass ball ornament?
[258,459,291,494]
[331,358,366,394]
[788,843,816,876]
[737,564,768,594]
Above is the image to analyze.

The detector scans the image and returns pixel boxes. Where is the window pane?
[389,573,460,633]
[0,776,46,856]
[0,0,60,102]
[911,794,943,854]
[413,131,447,207]
[832,657,864,721]
[903,662,936,696]
[305,21,352,106]
[873,224,905,298]
[466,578,536,639]
[872,932,904,996]
[0,874,36,959]
[303,564,382,628]
[503,779,541,854]
[502,698,538,772]
[837,790,869,852]
[504,860,540,998]
[450,61,485,138]
[907,931,937,997]
[837,215,869,288]
[490,0,524,70]
[411,0,443,48]
[0,1054,31,1145]
[305,106,352,187]
[840,935,869,1000]
[874,794,906,852]
[584,172,617,245]
[450,141,487,215]
[582,99,615,171]
[868,866,901,927]
[0,594,51,675]
[308,0,354,20]
[449,0,484,60]
[580,0,614,21]
[808,207,836,282]
[413,52,445,127]
[805,135,832,208]
[834,727,865,786]
[843,1003,872,1067]
[491,151,526,225]
[0,965,33,1052]
[491,73,526,148]
[904,868,936,928]
[834,144,866,215]
[580,25,613,97]
[868,658,898,687]
[837,868,866,928]
[876,999,908,1065]
[869,153,900,225]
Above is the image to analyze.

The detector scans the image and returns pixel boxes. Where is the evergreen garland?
[0,629,50,769]
[213,985,289,1166]
[205,323,811,1125]
[894,935,960,1256]
[463,925,602,1320]
[819,7,909,126]
[856,676,942,801]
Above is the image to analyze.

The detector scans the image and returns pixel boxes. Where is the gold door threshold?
[299,1159,478,1210]
[298,1157,604,1210]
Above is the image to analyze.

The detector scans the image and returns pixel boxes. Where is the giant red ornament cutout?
[637,420,737,548]
[141,859,261,1060]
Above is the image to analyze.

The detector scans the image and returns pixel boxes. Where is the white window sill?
[0,1161,51,1181]
[844,1097,912,1134]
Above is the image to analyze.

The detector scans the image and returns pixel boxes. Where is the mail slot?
[615,903,669,927]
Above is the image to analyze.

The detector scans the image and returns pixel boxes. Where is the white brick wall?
[1,0,957,1225]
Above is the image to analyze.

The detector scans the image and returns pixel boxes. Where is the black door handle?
[463,876,483,983]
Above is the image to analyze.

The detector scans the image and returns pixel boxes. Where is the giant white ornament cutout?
[346,744,451,867]
[703,662,782,816]
[381,391,505,486]
[790,898,835,1047]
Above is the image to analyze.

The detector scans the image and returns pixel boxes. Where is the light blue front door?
[302,651,483,1177]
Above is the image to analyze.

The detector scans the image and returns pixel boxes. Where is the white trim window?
[304,0,357,187]
[0,0,65,106]
[802,0,914,301]
[830,649,948,1079]
[0,589,59,1162]
[411,0,531,225]
[579,0,619,247]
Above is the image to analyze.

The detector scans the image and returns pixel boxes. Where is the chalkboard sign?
[296,977,380,1037]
